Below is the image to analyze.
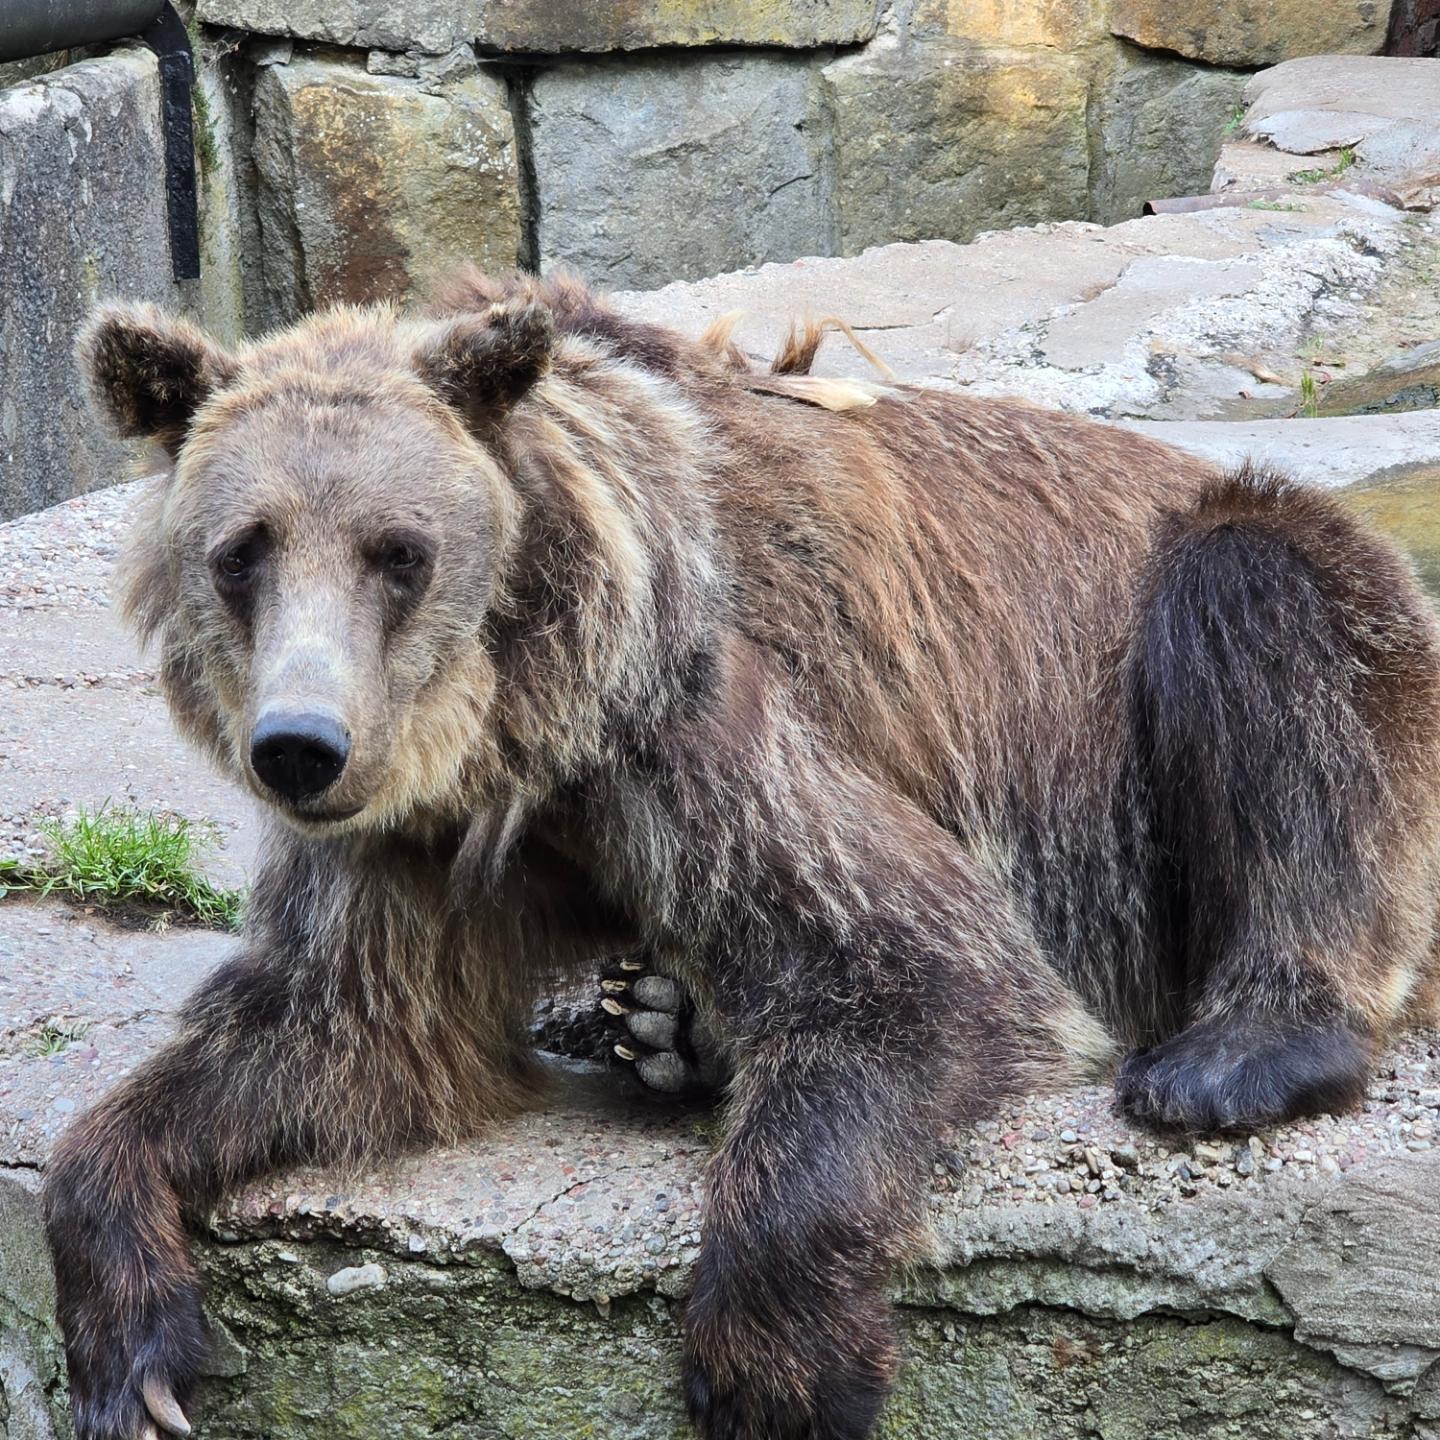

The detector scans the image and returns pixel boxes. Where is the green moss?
[192,77,220,180]
[184,1236,1419,1440]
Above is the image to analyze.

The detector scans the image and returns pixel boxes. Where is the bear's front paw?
[63,1313,204,1440]
[62,1294,206,1440]
[46,1166,208,1440]
[683,1345,890,1440]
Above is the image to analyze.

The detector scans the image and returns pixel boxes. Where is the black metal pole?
[0,0,164,63]
[141,3,201,282]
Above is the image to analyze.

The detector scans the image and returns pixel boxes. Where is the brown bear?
[46,268,1440,1440]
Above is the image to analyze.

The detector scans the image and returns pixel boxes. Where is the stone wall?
[193,0,1410,313]
[0,0,1421,516]
[0,52,190,521]
[0,39,247,522]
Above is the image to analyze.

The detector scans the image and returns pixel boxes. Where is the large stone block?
[0,51,186,521]
[251,55,521,321]
[823,39,1092,255]
[196,0,882,53]
[0,1173,68,1440]
[477,0,883,52]
[530,54,834,291]
[195,0,486,55]
[1089,43,1249,224]
[910,0,1109,47]
[1109,0,1394,67]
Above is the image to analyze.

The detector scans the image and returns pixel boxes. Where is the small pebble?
[327,1263,387,1297]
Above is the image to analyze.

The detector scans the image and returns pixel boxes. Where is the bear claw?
[143,1377,191,1437]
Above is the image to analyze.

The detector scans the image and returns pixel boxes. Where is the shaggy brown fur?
[48,270,1440,1440]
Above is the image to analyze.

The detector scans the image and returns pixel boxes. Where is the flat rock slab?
[616,196,1440,430]
[1122,410,1440,490]
[1219,56,1440,211]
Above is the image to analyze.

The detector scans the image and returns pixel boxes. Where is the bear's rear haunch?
[47,271,1440,1440]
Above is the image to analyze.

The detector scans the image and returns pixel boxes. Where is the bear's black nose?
[249,710,351,802]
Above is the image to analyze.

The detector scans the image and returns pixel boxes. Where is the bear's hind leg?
[600,951,730,1096]
[1118,468,1440,1133]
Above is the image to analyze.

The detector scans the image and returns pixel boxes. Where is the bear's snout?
[249,708,351,804]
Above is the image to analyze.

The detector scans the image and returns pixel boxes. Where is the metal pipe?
[0,0,165,64]
[141,4,200,281]
[1144,191,1292,215]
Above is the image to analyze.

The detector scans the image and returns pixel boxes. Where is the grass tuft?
[0,804,244,931]
[34,1019,91,1058]
[1290,147,1357,186]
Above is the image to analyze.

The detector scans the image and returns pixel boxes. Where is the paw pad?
[598,955,726,1096]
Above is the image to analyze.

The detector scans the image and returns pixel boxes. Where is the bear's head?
[80,298,555,835]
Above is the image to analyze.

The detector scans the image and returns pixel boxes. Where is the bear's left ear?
[80,302,236,458]
[414,300,554,437]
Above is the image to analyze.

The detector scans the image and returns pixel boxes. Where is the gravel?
[0,477,152,611]
[932,1027,1440,1215]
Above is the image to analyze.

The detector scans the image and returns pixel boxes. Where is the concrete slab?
[0,480,259,888]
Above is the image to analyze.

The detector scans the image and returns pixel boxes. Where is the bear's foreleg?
[669,762,1087,1440]
[44,839,539,1440]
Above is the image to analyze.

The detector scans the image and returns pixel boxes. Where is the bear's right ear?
[414,300,554,438]
[80,303,236,458]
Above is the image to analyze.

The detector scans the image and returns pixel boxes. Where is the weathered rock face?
[476,0,884,52]
[196,0,883,53]
[1388,0,1440,55]
[911,0,1108,47]
[0,51,187,523]
[823,38,1092,254]
[0,1174,68,1440]
[251,54,521,322]
[195,0,487,55]
[530,53,835,290]
[1109,0,1394,67]
[1089,46,1249,223]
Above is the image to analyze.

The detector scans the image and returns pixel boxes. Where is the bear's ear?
[80,303,236,458]
[414,300,554,437]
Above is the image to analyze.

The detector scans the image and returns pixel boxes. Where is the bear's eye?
[215,538,261,582]
[383,543,422,572]
[370,534,433,583]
